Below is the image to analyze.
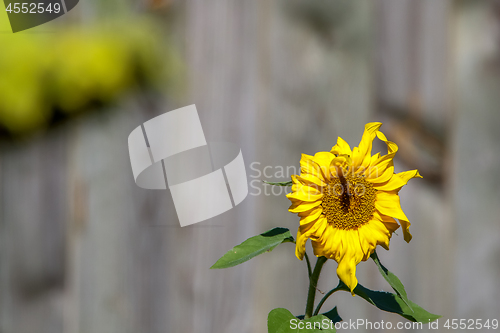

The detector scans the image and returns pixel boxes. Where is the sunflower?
[286,122,421,294]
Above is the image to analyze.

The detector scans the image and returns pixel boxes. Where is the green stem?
[313,281,344,316]
[304,256,327,319]
[304,252,312,278]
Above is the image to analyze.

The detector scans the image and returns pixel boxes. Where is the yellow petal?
[356,227,373,259]
[381,220,400,234]
[356,220,390,255]
[368,164,394,183]
[398,219,412,243]
[296,217,328,259]
[312,151,336,181]
[372,210,398,224]
[375,191,412,242]
[373,169,422,192]
[291,182,322,196]
[376,130,398,155]
[286,190,323,202]
[311,238,327,257]
[329,154,352,179]
[313,225,340,258]
[358,228,377,261]
[298,206,323,225]
[311,237,331,258]
[360,153,380,177]
[311,223,343,260]
[289,200,322,213]
[364,129,398,181]
[330,137,352,156]
[336,232,363,295]
[295,174,326,188]
[351,147,361,168]
[366,219,392,250]
[370,152,381,163]
[352,122,382,168]
[300,154,326,181]
[291,174,322,195]
[295,227,308,260]
[311,216,329,241]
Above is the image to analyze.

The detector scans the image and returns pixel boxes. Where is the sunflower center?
[321,173,376,230]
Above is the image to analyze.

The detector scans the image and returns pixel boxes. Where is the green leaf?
[263,180,293,186]
[268,308,296,333]
[268,308,336,333]
[370,251,412,310]
[337,282,440,323]
[210,227,294,269]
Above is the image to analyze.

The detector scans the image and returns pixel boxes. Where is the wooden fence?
[1,1,499,332]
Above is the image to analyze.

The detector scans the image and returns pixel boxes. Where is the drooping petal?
[381,220,400,234]
[295,227,308,260]
[372,210,398,225]
[311,238,327,257]
[398,219,412,243]
[312,225,340,259]
[336,257,358,294]
[373,170,422,192]
[366,219,392,250]
[375,191,412,242]
[356,227,373,260]
[310,216,329,241]
[356,219,391,256]
[336,232,364,295]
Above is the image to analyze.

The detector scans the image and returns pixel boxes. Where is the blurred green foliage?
[0,18,182,136]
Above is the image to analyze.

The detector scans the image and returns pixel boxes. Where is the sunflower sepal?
[210,227,294,269]
[263,180,293,187]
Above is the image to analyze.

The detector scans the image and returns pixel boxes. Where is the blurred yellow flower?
[287,122,421,294]
[0,19,182,136]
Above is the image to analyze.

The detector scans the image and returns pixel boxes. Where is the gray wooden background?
[1,0,500,332]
